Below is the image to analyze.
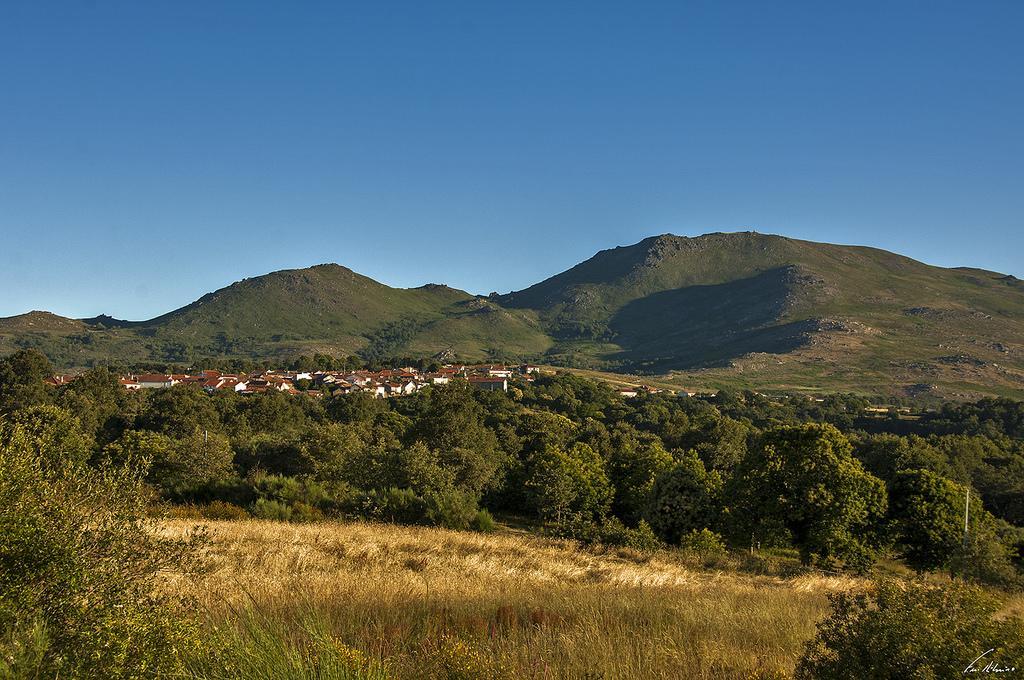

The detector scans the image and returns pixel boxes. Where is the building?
[136,374,180,389]
[468,376,507,392]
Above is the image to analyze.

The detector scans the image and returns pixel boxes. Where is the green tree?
[608,434,674,525]
[105,429,234,498]
[136,384,222,438]
[888,469,965,573]
[411,384,504,497]
[56,367,136,446]
[729,423,888,570]
[644,450,722,544]
[526,443,612,526]
[855,433,949,483]
[0,405,92,468]
[0,349,53,414]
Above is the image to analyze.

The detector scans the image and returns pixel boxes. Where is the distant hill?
[0,263,551,367]
[3,232,1023,399]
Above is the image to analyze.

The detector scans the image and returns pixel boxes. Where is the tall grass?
[163,520,858,679]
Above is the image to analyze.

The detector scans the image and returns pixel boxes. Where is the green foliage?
[0,405,92,468]
[105,428,235,498]
[678,528,728,557]
[0,349,53,414]
[888,469,966,572]
[949,513,1020,587]
[729,423,888,571]
[525,443,613,526]
[855,433,949,483]
[594,517,662,552]
[410,383,505,497]
[607,434,674,525]
[366,487,428,524]
[0,417,202,678]
[251,498,294,521]
[644,450,722,545]
[795,580,1024,679]
[137,384,222,438]
[470,508,496,533]
[55,367,136,446]
[425,488,479,530]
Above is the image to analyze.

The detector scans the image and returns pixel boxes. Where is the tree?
[644,450,722,544]
[136,385,222,438]
[607,434,674,525]
[525,443,612,526]
[410,384,504,497]
[729,423,888,570]
[0,405,92,469]
[855,433,949,483]
[105,429,235,498]
[887,469,965,572]
[299,421,366,482]
[56,367,137,446]
[0,349,53,414]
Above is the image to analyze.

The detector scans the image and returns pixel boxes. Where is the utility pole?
[963,488,971,548]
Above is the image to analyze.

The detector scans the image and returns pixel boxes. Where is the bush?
[291,501,325,523]
[426,489,479,530]
[597,518,662,552]
[471,508,496,533]
[201,500,250,521]
[0,417,203,677]
[678,528,728,557]
[795,579,1024,679]
[366,487,428,524]
[166,503,205,520]
[250,498,294,522]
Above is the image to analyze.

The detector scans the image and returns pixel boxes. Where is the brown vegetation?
[162,519,860,679]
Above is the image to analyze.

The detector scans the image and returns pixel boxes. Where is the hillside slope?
[0,264,551,365]
[2,232,1023,399]
[500,232,1024,397]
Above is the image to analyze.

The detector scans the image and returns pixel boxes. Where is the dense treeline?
[3,348,1024,583]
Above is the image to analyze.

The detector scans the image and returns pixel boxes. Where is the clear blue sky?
[2,1,1022,320]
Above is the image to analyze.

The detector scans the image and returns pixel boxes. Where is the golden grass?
[162,520,862,679]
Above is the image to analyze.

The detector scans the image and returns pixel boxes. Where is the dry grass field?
[160,519,863,679]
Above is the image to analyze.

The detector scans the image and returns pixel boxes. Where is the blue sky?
[1,1,1022,320]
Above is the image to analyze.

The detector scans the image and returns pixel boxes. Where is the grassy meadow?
[162,519,859,680]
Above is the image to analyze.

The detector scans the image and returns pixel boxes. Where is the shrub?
[678,528,728,557]
[597,518,662,552]
[0,418,203,678]
[426,489,479,530]
[290,501,326,523]
[367,487,428,524]
[795,579,1024,679]
[251,498,294,522]
[201,500,250,521]
[426,633,499,680]
[167,503,205,520]
[471,508,496,533]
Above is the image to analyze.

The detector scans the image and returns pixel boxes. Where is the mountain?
[500,232,1024,397]
[2,232,1023,399]
[0,264,551,367]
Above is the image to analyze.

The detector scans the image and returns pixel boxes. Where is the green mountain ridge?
[3,232,1023,399]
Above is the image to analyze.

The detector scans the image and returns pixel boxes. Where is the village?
[42,363,676,400]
